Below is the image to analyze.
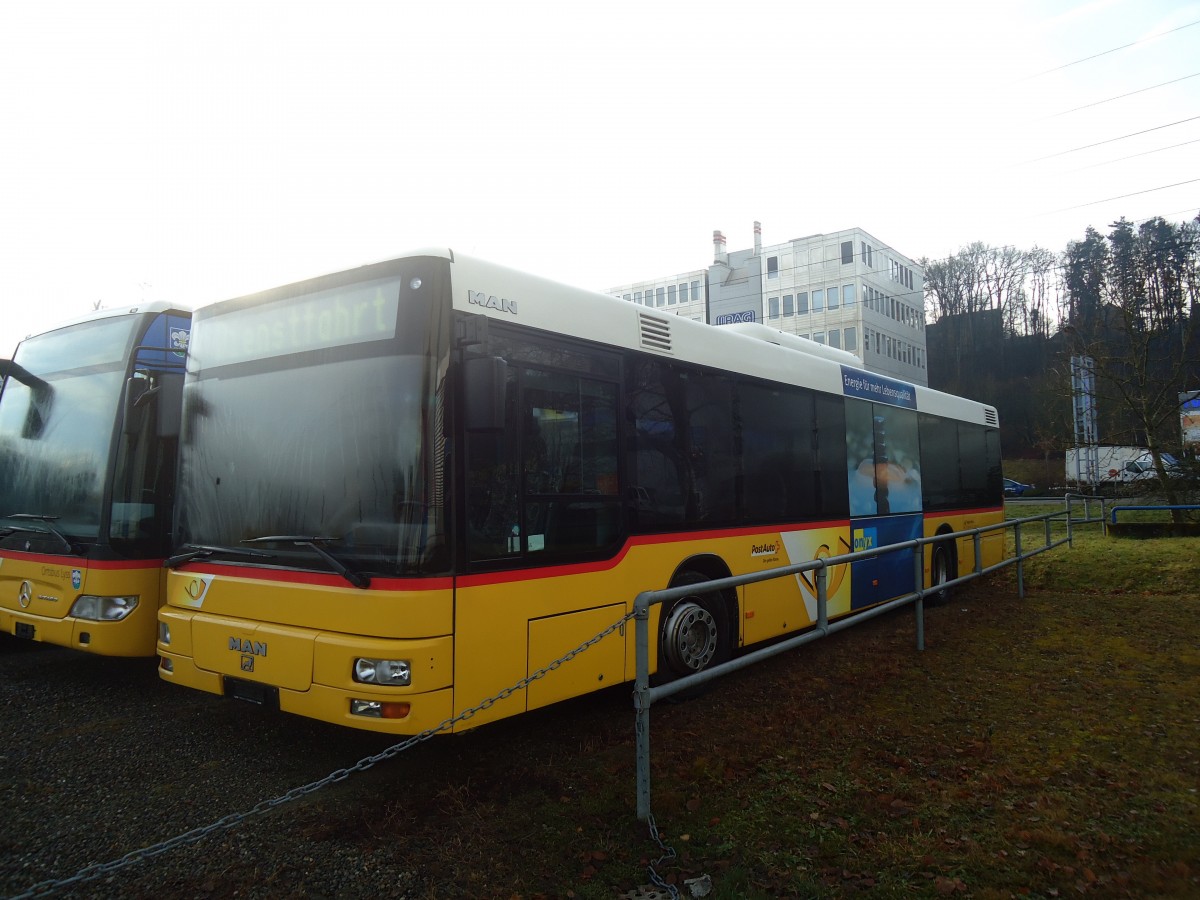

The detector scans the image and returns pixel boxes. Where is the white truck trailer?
[1065,445,1175,489]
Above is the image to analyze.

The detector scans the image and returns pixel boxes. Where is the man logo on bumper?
[230,637,266,674]
[230,637,267,656]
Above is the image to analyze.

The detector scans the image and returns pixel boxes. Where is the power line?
[1023,114,1200,163]
[1045,179,1200,214]
[1049,71,1200,117]
[1025,18,1200,79]
[1075,137,1200,171]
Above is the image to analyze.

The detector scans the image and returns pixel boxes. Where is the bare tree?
[1061,217,1200,515]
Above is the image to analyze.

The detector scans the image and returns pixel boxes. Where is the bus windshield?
[175,264,451,576]
[0,316,138,542]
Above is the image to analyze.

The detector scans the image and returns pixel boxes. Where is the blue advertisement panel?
[840,366,917,410]
[849,513,922,610]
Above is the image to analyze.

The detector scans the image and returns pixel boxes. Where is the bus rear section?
[0,304,189,656]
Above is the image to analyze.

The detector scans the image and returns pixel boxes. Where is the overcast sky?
[1,0,1197,355]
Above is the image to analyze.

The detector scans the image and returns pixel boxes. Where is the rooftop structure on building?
[607,223,928,386]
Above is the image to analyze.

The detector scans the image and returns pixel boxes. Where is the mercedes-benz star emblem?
[18,580,33,609]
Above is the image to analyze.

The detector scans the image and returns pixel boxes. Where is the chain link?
[644,812,682,899]
[12,609,637,899]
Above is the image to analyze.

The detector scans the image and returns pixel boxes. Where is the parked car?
[1004,477,1034,497]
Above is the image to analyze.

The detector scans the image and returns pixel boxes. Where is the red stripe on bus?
[174,519,850,591]
[0,551,164,570]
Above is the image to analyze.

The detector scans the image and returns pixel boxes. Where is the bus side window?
[465,366,521,561]
[522,369,620,555]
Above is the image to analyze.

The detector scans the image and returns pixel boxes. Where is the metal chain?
[645,812,682,899]
[11,609,637,900]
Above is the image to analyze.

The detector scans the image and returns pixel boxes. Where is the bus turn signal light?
[350,700,412,719]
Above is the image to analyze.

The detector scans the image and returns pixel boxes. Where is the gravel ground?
[0,634,462,899]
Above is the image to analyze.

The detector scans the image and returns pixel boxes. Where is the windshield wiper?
[2,514,76,553]
[243,535,371,589]
[163,544,276,569]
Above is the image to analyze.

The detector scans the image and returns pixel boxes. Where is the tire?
[928,541,956,606]
[656,569,733,687]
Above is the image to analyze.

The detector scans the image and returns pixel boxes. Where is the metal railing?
[631,498,1096,822]
[1110,504,1200,524]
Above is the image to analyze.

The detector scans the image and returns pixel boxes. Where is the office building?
[608,223,927,386]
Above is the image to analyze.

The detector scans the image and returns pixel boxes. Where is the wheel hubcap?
[662,601,718,673]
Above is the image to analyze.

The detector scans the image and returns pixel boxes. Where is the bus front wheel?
[658,570,732,681]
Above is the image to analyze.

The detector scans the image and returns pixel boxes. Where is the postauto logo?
[852,527,877,553]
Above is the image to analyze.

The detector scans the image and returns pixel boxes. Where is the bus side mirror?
[122,377,151,435]
[2,360,54,439]
[123,373,185,438]
[156,372,184,438]
[464,356,508,432]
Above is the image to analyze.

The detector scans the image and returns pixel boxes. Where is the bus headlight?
[158,621,171,645]
[70,595,139,622]
[353,657,411,686]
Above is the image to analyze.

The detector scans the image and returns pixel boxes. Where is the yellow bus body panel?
[0,553,165,656]
[923,509,1007,577]
[526,603,627,711]
[160,512,999,734]
[161,567,455,733]
[452,525,853,729]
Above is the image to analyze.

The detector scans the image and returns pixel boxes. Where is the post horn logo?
[18,580,33,608]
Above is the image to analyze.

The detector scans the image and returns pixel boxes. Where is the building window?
[829,329,841,349]
[813,332,826,345]
[623,293,631,302]
[828,286,839,310]
[844,327,857,352]
[691,280,701,301]
[783,294,794,316]
[678,283,688,302]
[799,333,810,341]
[841,241,853,264]
[812,289,824,312]
[633,291,641,304]
[768,297,780,319]
[656,287,665,307]
[843,284,856,306]
[767,256,778,279]
[798,291,809,314]
[668,285,677,305]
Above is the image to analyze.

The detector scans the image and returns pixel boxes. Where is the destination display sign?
[193,277,401,369]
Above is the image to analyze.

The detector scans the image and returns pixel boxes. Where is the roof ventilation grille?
[985,408,999,427]
[638,312,672,353]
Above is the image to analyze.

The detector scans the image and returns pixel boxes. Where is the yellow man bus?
[157,250,1003,732]
[1,303,190,655]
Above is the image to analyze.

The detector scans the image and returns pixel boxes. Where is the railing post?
[1015,520,1024,599]
[913,543,925,651]
[972,532,982,575]
[816,562,828,633]
[633,592,652,822]
[1066,495,1074,548]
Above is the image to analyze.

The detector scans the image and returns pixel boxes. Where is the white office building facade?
[608,224,928,386]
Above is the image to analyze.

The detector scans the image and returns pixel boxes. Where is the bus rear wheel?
[658,570,732,683]
[929,542,956,606]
